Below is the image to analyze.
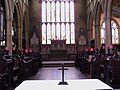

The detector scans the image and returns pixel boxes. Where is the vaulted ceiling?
[112,0,120,18]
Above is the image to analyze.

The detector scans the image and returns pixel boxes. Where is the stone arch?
[87,10,93,48]
[14,1,23,50]
[111,18,120,31]
[111,0,120,45]
[13,1,30,50]
[12,7,18,48]
[94,1,103,25]
[87,12,92,31]
[22,9,30,49]
[93,1,103,49]
[4,0,12,20]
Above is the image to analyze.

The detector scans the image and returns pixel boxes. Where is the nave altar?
[15,79,113,90]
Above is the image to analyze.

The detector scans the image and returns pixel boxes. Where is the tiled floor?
[31,67,89,80]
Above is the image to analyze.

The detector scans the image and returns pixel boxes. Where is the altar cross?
[58,63,68,85]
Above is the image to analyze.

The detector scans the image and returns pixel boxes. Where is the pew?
[18,50,41,82]
[0,48,41,89]
[109,58,120,88]
[3,55,14,89]
[98,53,120,88]
[75,50,109,80]
[89,55,101,79]
[0,59,8,90]
[18,56,33,83]
[75,47,120,89]
[75,52,83,67]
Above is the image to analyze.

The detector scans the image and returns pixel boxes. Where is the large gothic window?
[0,5,5,46]
[101,22,105,44]
[111,21,119,44]
[42,0,75,44]
[101,20,119,44]
[0,6,4,40]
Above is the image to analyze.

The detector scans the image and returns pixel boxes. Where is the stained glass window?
[0,6,4,41]
[42,0,75,44]
[101,22,105,44]
[111,21,119,44]
[101,20,119,44]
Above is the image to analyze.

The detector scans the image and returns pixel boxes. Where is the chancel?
[0,0,120,90]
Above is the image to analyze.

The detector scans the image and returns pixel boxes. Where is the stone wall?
[75,0,87,50]
[29,0,41,49]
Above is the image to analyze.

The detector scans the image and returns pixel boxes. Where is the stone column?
[5,0,13,55]
[94,24,101,49]
[87,29,92,48]
[25,12,30,49]
[104,16,112,53]
[17,25,23,49]
[104,0,112,53]
[6,18,13,55]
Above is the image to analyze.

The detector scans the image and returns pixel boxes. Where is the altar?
[50,40,67,58]
[15,79,113,90]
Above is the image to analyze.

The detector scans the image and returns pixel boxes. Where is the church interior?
[0,0,120,90]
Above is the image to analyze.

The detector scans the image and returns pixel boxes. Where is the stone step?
[41,57,76,61]
[42,59,75,67]
[42,63,75,67]
[41,57,75,67]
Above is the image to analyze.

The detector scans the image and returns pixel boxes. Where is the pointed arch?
[13,1,23,49]
[101,18,119,44]
[94,1,103,25]
[87,10,93,48]
[93,1,103,48]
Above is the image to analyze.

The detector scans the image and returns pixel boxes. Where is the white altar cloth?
[15,79,113,90]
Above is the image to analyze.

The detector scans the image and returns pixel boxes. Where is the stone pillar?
[104,0,112,53]
[6,18,12,55]
[29,0,41,49]
[75,0,87,50]
[104,16,112,53]
[25,12,30,49]
[5,0,13,55]
[94,24,101,49]
[87,29,92,48]
[18,25,23,49]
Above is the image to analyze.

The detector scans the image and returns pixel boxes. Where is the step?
[42,63,75,67]
[41,57,76,61]
[41,57,75,67]
[42,61,75,67]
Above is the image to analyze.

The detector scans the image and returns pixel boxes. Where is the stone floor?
[29,67,120,90]
[31,67,89,80]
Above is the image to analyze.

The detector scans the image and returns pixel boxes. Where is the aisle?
[30,67,89,80]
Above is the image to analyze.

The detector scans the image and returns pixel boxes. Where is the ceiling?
[112,0,120,18]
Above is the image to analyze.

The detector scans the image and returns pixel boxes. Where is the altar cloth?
[15,79,113,90]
